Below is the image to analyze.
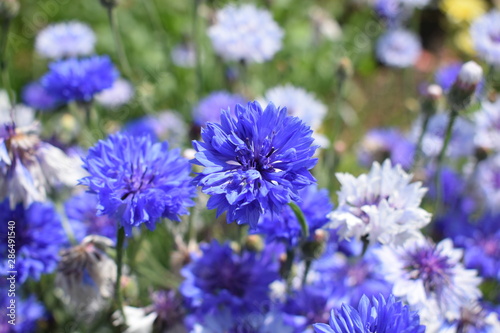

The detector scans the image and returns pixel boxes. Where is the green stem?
[140,0,171,67]
[301,258,312,287]
[0,18,13,102]
[434,108,458,213]
[192,0,203,98]
[115,227,126,323]
[281,248,295,283]
[107,6,134,79]
[412,113,430,170]
[289,202,309,239]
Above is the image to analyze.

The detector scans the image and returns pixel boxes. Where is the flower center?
[405,247,452,292]
[121,162,155,200]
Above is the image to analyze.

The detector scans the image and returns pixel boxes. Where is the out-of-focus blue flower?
[471,10,500,66]
[475,99,500,152]
[180,240,280,314]
[41,55,118,103]
[435,62,462,91]
[357,128,415,170]
[64,192,116,243]
[476,154,500,213]
[251,185,332,247]
[441,213,500,281]
[0,293,46,333]
[124,110,188,147]
[79,133,196,237]
[171,42,196,68]
[151,290,185,330]
[192,91,246,126]
[21,81,60,111]
[192,101,318,228]
[208,4,284,63]
[35,21,96,59]
[376,29,422,68]
[0,200,67,283]
[312,249,393,308]
[313,294,425,333]
[95,78,134,109]
[190,306,298,333]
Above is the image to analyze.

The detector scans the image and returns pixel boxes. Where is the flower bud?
[420,84,442,116]
[448,61,483,110]
[0,0,19,19]
[336,57,353,88]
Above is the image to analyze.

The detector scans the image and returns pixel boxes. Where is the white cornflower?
[374,238,482,321]
[327,159,431,245]
[95,78,134,109]
[474,99,500,152]
[35,21,96,59]
[208,4,284,63]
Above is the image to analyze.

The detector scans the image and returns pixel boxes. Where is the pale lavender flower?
[208,4,284,63]
[376,29,422,68]
[35,21,96,59]
[95,78,134,109]
[471,10,500,66]
[474,99,500,152]
[476,154,500,212]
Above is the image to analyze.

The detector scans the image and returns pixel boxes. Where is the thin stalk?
[114,227,126,323]
[301,258,312,287]
[106,6,134,79]
[412,113,431,170]
[281,248,295,283]
[434,108,458,213]
[289,202,309,239]
[192,0,203,98]
[0,18,13,102]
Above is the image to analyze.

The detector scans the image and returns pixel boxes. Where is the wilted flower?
[0,121,85,208]
[376,29,422,68]
[192,91,246,126]
[95,78,134,109]
[41,55,118,103]
[208,4,284,63]
[0,200,67,283]
[313,294,425,333]
[327,160,430,246]
[191,101,318,227]
[471,10,500,66]
[56,235,116,321]
[374,238,482,321]
[35,21,96,59]
[79,132,196,237]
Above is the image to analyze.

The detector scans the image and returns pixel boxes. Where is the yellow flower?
[441,0,487,24]
[455,29,476,55]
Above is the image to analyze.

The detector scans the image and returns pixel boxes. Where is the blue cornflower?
[180,240,280,314]
[376,29,422,68]
[191,101,318,227]
[41,55,118,103]
[0,200,67,283]
[193,91,246,126]
[21,81,60,111]
[79,132,196,237]
[64,192,116,243]
[251,185,332,247]
[313,294,425,333]
[0,293,46,333]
